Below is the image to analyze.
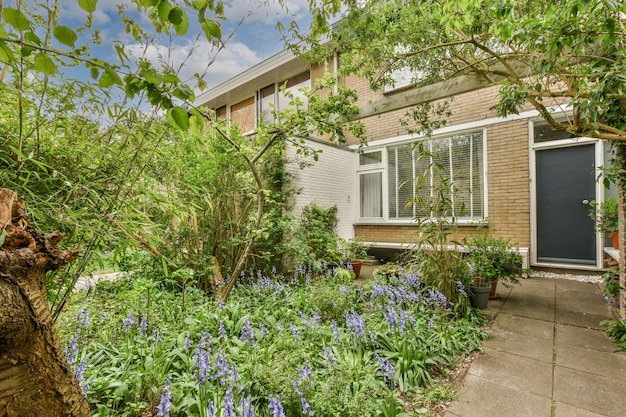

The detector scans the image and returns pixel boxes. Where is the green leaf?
[201,20,221,41]
[54,26,78,48]
[0,42,15,63]
[78,0,98,13]
[0,230,7,247]
[24,31,42,46]
[33,53,57,75]
[3,7,32,32]
[158,1,173,23]
[167,107,190,130]
[90,67,99,80]
[173,10,189,36]
[99,68,123,88]
[172,86,194,101]
[168,7,184,25]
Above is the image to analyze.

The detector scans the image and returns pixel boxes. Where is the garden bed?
[58,268,488,416]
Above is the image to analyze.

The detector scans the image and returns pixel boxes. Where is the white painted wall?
[285,139,357,239]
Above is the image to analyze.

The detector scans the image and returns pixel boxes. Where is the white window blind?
[386,131,484,221]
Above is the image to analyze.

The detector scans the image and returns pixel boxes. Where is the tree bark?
[0,189,90,416]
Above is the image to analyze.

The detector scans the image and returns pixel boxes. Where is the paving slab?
[499,295,555,321]
[554,366,626,417]
[555,308,611,329]
[445,275,624,417]
[445,374,553,417]
[557,344,626,381]
[466,347,553,397]
[511,277,556,295]
[492,313,554,340]
[554,402,609,417]
[484,327,554,362]
[555,323,617,352]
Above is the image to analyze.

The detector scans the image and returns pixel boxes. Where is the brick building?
[195,48,614,271]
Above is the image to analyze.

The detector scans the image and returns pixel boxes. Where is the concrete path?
[445,276,626,417]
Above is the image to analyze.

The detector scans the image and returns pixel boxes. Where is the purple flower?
[239,395,255,417]
[269,394,285,417]
[331,320,340,345]
[240,317,256,346]
[219,320,227,340]
[376,354,395,383]
[74,360,88,386]
[139,313,148,336]
[157,377,172,417]
[224,390,236,417]
[290,324,301,340]
[122,311,136,332]
[323,347,335,367]
[301,397,314,416]
[207,399,217,417]
[344,310,366,343]
[65,333,80,365]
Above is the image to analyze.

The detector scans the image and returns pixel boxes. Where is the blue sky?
[57,0,312,92]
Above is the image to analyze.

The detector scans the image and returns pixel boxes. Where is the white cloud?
[124,38,264,91]
[224,0,310,24]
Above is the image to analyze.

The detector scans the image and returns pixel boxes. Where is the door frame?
[529,122,605,270]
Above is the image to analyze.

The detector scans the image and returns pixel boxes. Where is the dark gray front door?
[536,144,596,265]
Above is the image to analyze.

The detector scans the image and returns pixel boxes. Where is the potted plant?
[589,197,619,249]
[340,237,369,278]
[463,233,523,307]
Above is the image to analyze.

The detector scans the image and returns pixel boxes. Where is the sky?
[57,0,313,93]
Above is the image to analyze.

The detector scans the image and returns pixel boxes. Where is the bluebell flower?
[375,354,395,383]
[207,399,217,417]
[344,310,366,343]
[218,320,227,340]
[240,317,256,347]
[323,347,335,367]
[239,394,255,417]
[223,390,236,417]
[122,311,136,332]
[331,320,340,345]
[139,313,148,336]
[268,395,285,417]
[157,376,172,417]
[74,360,87,386]
[290,324,301,340]
[65,333,80,365]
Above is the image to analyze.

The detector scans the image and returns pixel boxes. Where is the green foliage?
[59,266,486,416]
[340,236,370,260]
[296,0,626,141]
[292,203,343,266]
[589,197,619,235]
[463,232,524,287]
[601,316,626,352]
[406,145,469,312]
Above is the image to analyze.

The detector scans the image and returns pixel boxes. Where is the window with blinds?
[385,130,484,221]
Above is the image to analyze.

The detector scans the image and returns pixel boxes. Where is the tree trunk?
[0,189,90,416]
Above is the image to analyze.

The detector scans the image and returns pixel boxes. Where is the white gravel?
[529,270,604,284]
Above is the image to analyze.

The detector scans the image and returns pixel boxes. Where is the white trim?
[356,128,488,223]
[364,241,529,269]
[348,106,571,150]
[529,119,604,270]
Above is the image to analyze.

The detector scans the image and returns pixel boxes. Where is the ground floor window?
[359,130,485,222]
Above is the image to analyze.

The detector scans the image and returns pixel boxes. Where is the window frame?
[357,129,487,224]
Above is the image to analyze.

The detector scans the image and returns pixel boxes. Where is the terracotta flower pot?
[349,260,363,279]
[610,232,619,250]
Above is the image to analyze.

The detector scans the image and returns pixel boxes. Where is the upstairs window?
[278,71,311,112]
[230,97,255,133]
